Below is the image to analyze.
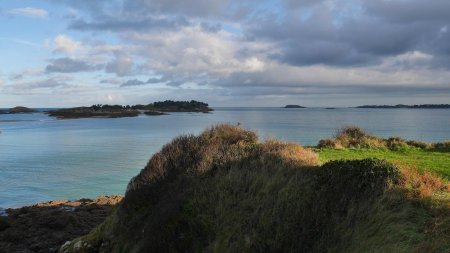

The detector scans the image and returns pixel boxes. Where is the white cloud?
[8,7,48,18]
[53,35,82,54]
[130,26,269,75]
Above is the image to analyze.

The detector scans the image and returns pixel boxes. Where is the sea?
[1,107,450,208]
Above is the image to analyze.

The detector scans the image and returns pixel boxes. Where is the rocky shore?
[0,195,122,253]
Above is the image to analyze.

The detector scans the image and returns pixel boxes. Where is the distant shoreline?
[355,104,450,109]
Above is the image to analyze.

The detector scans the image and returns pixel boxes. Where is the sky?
[0,0,449,107]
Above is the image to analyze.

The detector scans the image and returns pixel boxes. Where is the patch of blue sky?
[331,0,364,27]
[0,37,49,73]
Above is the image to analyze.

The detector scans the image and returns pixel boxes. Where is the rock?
[0,217,10,231]
[0,195,123,252]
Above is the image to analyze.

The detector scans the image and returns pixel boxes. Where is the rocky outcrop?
[0,195,122,253]
[0,106,37,114]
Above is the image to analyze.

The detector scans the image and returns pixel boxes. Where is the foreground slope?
[61,124,450,253]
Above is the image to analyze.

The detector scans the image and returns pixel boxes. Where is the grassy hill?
[60,124,450,253]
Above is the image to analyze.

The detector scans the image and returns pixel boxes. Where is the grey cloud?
[55,0,450,69]
[69,16,190,31]
[120,76,167,87]
[99,78,122,85]
[105,52,133,76]
[365,0,450,24]
[200,22,222,33]
[13,77,68,90]
[46,58,97,73]
[120,79,146,87]
[123,0,229,18]
[282,0,326,9]
[119,74,197,87]
[243,0,450,68]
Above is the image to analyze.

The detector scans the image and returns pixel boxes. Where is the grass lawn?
[316,148,450,179]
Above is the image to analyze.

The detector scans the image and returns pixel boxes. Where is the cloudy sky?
[1,0,449,107]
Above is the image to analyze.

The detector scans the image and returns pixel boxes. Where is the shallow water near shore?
[1,107,450,208]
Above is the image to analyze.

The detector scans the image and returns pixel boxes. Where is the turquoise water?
[1,107,450,208]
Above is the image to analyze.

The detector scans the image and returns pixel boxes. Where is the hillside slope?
[60,124,450,253]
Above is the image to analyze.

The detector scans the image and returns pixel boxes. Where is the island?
[283,105,306,108]
[47,105,140,119]
[356,104,450,109]
[0,106,37,114]
[46,100,213,119]
[131,100,213,113]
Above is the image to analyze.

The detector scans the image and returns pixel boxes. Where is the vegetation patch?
[317,126,450,152]
[60,124,450,253]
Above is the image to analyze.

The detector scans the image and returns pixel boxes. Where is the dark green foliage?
[47,100,212,119]
[432,141,450,152]
[47,106,140,119]
[131,100,213,112]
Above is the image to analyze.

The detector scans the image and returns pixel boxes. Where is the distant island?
[283,105,306,108]
[130,100,213,113]
[0,106,37,114]
[356,104,450,109]
[47,100,213,119]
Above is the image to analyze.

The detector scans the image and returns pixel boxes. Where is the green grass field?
[316,148,450,179]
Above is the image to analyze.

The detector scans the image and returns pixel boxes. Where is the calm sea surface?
[1,107,450,208]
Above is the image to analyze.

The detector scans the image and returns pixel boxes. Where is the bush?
[405,140,430,149]
[318,126,385,149]
[432,141,450,151]
[318,126,448,151]
[386,137,408,150]
[335,126,368,140]
[317,138,338,148]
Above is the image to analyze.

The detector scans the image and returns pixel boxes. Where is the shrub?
[401,167,449,198]
[432,141,450,151]
[200,123,258,144]
[318,126,447,151]
[405,140,430,149]
[386,137,408,150]
[319,126,385,149]
[317,138,339,148]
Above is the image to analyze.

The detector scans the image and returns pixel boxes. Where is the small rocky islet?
[283,104,306,108]
[0,106,37,114]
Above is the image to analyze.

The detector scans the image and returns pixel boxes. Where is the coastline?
[0,195,122,253]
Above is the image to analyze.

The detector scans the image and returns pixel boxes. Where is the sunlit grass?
[316,148,450,179]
